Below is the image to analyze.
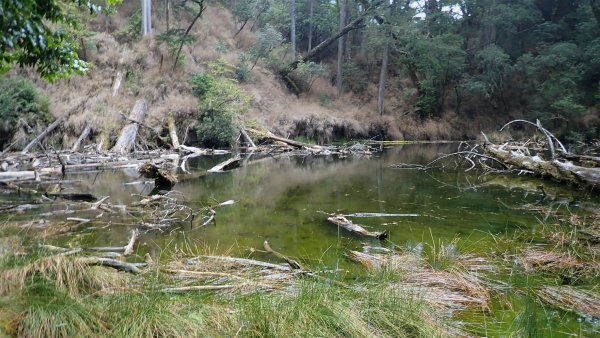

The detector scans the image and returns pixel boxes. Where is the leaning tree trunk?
[111,99,148,154]
[172,0,205,71]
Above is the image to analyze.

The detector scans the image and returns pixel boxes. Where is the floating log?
[344,212,419,217]
[138,162,177,187]
[208,155,243,172]
[111,98,148,154]
[46,192,97,202]
[326,214,388,239]
[179,145,230,155]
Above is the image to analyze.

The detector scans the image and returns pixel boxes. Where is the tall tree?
[337,0,347,97]
[291,0,297,60]
[308,0,314,52]
[142,0,153,35]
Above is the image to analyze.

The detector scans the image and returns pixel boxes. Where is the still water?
[4,144,600,336]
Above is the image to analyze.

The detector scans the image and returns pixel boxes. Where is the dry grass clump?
[517,247,600,277]
[347,250,491,313]
[537,286,600,317]
[162,255,297,293]
[0,253,128,296]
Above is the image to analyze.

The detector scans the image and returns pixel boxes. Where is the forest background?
[1,0,599,151]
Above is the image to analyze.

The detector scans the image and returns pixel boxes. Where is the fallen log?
[326,214,388,239]
[111,98,147,154]
[187,255,291,271]
[483,143,600,188]
[208,155,243,172]
[82,257,143,274]
[21,116,66,154]
[0,171,40,182]
[162,284,240,293]
[71,125,92,152]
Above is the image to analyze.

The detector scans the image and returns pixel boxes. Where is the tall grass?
[0,249,456,337]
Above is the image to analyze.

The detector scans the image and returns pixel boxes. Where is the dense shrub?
[0,76,51,148]
[191,60,250,148]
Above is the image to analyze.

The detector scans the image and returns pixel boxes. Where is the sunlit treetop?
[0,0,121,81]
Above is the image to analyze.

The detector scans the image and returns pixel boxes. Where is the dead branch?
[123,229,139,256]
[263,240,303,270]
[325,213,388,239]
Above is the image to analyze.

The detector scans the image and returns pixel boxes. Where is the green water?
[2,144,600,336]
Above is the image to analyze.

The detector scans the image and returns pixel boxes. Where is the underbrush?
[0,76,51,149]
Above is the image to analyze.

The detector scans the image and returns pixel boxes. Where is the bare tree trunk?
[336,0,347,97]
[111,99,148,154]
[291,0,297,61]
[72,125,91,152]
[377,42,389,116]
[165,0,170,31]
[112,71,123,97]
[167,112,180,149]
[308,0,314,52]
[141,0,148,35]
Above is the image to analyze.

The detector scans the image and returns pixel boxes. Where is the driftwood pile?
[482,120,600,190]
[393,120,600,193]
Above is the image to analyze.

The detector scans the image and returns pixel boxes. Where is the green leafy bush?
[0,76,51,148]
[190,61,250,147]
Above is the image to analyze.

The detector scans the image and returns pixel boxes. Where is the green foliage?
[0,76,50,148]
[114,8,142,43]
[319,94,332,107]
[249,24,284,69]
[342,61,369,94]
[190,59,250,147]
[157,29,196,54]
[0,0,112,80]
[295,60,327,92]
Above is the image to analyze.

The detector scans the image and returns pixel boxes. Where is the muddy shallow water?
[2,144,600,336]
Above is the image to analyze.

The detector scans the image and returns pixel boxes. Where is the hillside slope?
[11,3,504,150]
